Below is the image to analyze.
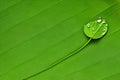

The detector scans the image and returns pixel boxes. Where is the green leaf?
[84,17,108,39]
[0,0,120,80]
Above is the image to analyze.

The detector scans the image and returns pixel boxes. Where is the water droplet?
[102,20,106,24]
[87,23,90,28]
[84,17,108,39]
[97,19,102,23]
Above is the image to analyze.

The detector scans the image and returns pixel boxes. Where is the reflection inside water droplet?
[102,20,106,24]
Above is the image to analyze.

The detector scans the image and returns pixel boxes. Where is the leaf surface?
[0,0,120,80]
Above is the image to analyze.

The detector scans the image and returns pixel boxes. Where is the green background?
[0,0,120,80]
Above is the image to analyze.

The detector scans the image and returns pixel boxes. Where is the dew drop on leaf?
[97,19,102,23]
[87,23,90,28]
[84,17,108,39]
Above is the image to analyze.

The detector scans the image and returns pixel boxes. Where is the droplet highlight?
[97,19,102,23]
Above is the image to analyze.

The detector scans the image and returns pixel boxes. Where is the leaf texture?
[0,0,120,80]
